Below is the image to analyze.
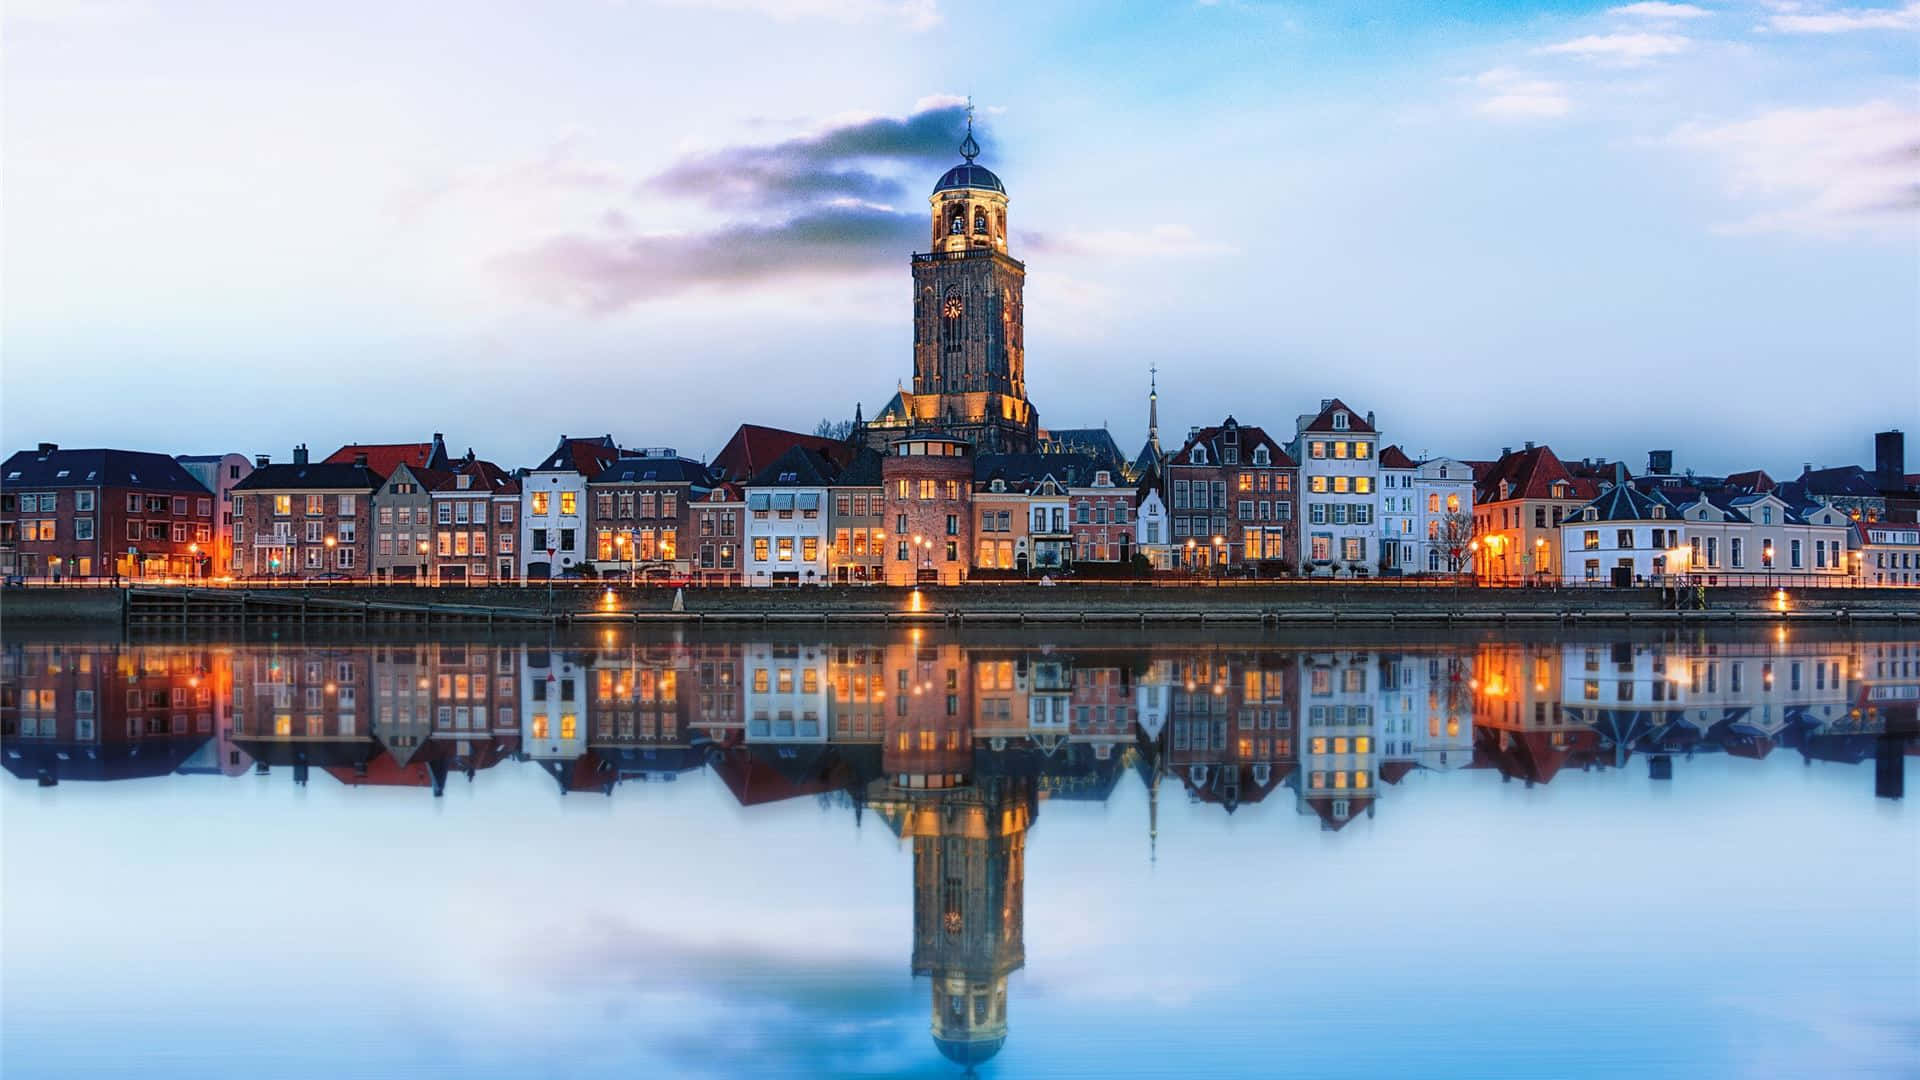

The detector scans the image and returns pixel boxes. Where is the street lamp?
[1185,537,1196,575]
[324,534,337,579]
[1211,534,1225,581]
[417,539,429,585]
[189,543,199,584]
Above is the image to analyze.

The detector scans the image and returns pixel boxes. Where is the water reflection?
[3,631,1915,1072]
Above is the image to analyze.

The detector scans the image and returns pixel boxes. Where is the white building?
[1135,483,1172,570]
[1561,486,1683,584]
[744,642,828,741]
[521,435,619,581]
[1290,398,1381,577]
[521,647,587,763]
[743,445,834,586]
[1670,491,1852,585]
[1412,457,1476,574]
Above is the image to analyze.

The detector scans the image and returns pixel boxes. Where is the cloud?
[499,97,1229,312]
[1538,31,1692,64]
[1667,98,1919,234]
[1470,67,1573,119]
[1609,2,1713,16]
[647,99,973,212]
[1020,224,1238,257]
[658,0,941,32]
[499,203,922,311]
[1760,2,1920,32]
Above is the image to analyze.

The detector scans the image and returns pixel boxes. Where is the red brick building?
[430,454,520,584]
[882,437,973,585]
[1,444,215,581]
[587,449,711,580]
[1068,467,1137,563]
[1164,418,1297,572]
[231,445,381,580]
[692,483,745,585]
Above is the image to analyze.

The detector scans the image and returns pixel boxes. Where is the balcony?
[911,248,1024,269]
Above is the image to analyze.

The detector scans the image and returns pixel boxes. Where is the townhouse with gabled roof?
[1472,442,1601,584]
[1289,399,1378,576]
[1165,416,1296,573]
[521,435,620,580]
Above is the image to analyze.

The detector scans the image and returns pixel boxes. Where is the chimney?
[1524,440,1535,451]
[1320,399,1333,411]
[292,444,309,466]
[36,442,57,455]
[353,452,369,469]
[1502,447,1513,457]
[430,432,447,465]
[1365,411,1375,429]
[1874,430,1904,493]
[255,454,270,468]
[1647,450,1673,477]
[1802,462,1813,476]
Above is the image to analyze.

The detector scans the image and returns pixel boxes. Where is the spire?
[1147,363,1161,457]
[959,97,980,163]
[1148,763,1160,867]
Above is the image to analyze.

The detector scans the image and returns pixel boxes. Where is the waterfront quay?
[7,580,1919,629]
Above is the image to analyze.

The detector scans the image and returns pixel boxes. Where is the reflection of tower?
[900,777,1031,1069]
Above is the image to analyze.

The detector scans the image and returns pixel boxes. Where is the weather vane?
[960,95,979,163]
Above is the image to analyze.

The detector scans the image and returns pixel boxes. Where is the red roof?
[1168,418,1295,468]
[434,457,519,495]
[710,424,853,483]
[1724,469,1774,493]
[1378,445,1418,470]
[1299,398,1375,434]
[1304,793,1373,831]
[1475,445,1599,504]
[1377,760,1418,785]
[325,443,439,476]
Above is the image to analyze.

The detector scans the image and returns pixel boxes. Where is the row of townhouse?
[6,410,1912,586]
[1465,442,1894,586]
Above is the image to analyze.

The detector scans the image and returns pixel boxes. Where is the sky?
[2,0,1915,477]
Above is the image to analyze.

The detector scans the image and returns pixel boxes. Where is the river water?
[3,627,1915,1079]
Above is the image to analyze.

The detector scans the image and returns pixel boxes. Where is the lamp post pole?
[324,535,337,581]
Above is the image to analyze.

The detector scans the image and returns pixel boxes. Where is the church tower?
[869,108,1039,454]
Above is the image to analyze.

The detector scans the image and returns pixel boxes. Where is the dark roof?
[1798,465,1879,498]
[2,447,211,493]
[1167,418,1295,469]
[235,462,383,491]
[533,435,621,476]
[832,446,884,487]
[975,452,1111,487]
[1298,398,1376,435]
[438,457,520,495]
[932,162,1005,195]
[325,439,447,475]
[1572,484,1677,523]
[1724,469,1774,493]
[1378,444,1418,470]
[711,424,852,483]
[934,1035,1006,1067]
[747,444,838,488]
[1039,428,1127,473]
[590,454,711,487]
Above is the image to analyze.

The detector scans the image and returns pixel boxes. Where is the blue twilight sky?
[2,0,1915,476]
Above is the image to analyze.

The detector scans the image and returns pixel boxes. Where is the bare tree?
[814,417,855,441]
[1437,511,1476,574]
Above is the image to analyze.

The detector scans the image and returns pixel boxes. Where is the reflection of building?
[1294,650,1377,829]
[874,777,1032,1069]
[1,642,219,783]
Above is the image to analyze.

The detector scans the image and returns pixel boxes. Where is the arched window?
[974,208,988,234]
[949,209,965,235]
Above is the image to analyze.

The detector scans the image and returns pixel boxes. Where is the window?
[76,490,94,512]
[559,491,577,515]
[776,537,793,562]
[1790,539,1802,569]
[802,537,818,563]
[75,517,93,540]
[1354,477,1372,494]
[531,492,549,515]
[1311,534,1331,561]
[1584,529,1600,550]
[1731,537,1743,568]
[1309,476,1328,494]
[1342,537,1364,562]
[1617,529,1634,549]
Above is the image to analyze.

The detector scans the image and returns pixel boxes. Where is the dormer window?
[1191,446,1208,465]
[1552,482,1568,499]
[1653,506,1666,519]
[1333,411,1350,431]
[1253,446,1270,466]
[1583,507,1597,521]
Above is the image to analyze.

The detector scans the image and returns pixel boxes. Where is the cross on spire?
[959,96,980,163]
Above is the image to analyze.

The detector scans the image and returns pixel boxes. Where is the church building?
[861,117,1040,454]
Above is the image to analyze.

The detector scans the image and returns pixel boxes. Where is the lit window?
[559,491,577,515]
[531,492,549,515]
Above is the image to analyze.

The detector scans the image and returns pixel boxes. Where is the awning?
[747,493,770,511]
[772,493,795,511]
[796,493,820,511]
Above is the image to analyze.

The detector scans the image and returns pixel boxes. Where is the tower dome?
[927,107,1010,256]
[932,161,1005,196]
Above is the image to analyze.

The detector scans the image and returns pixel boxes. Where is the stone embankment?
[4,582,1916,629]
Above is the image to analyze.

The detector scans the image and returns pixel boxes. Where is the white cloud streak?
[1538,31,1693,64]
[1668,99,1919,234]
[1609,2,1713,17]
[1472,67,1572,119]
[1761,2,1920,32]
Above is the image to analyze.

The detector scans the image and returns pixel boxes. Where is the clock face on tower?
[942,296,965,319]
